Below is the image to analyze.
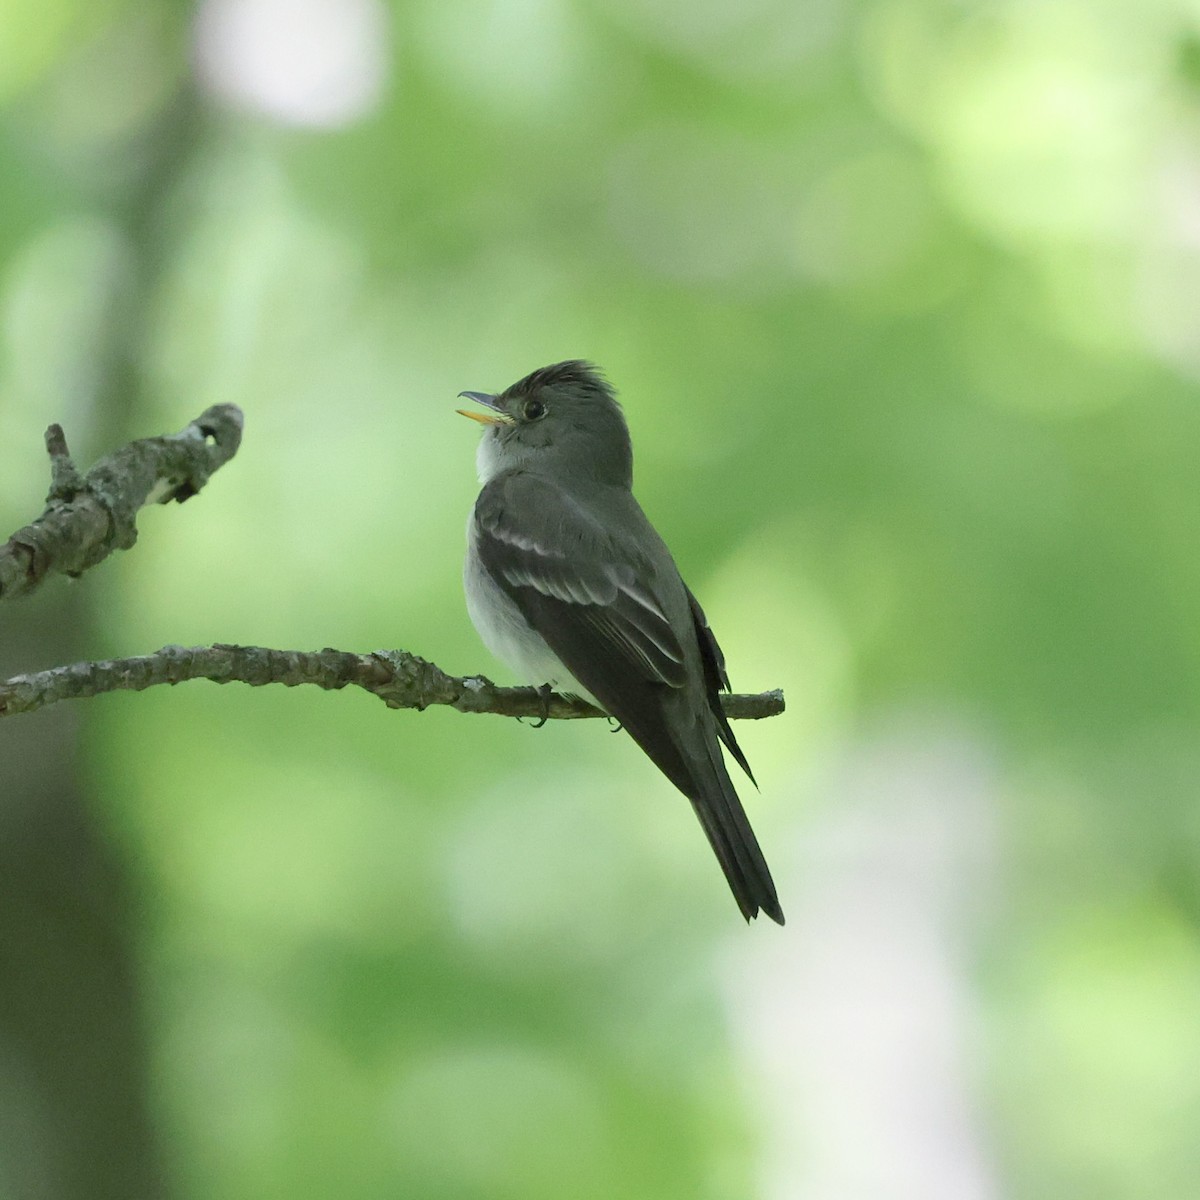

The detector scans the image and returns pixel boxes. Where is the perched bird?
[459,361,783,925]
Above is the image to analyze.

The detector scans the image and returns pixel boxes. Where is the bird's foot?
[520,683,555,729]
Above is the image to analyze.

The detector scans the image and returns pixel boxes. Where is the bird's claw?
[520,683,554,729]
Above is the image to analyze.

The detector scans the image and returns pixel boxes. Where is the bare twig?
[0,405,244,602]
[0,643,785,722]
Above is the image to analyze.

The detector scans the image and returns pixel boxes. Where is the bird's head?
[458,360,633,488]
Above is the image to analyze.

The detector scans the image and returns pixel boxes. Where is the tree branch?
[0,405,244,602]
[0,644,785,722]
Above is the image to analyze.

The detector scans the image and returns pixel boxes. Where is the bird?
[458,361,783,925]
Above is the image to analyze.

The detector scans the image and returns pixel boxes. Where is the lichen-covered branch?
[0,643,785,722]
[0,405,244,602]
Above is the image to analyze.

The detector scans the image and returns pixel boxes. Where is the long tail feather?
[687,740,784,924]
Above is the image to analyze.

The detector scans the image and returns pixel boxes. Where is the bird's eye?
[523,398,546,420]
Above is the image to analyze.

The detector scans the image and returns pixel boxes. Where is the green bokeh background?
[3,0,1200,1196]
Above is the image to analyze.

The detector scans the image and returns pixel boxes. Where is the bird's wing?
[474,472,689,691]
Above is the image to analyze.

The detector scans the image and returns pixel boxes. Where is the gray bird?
[459,361,783,925]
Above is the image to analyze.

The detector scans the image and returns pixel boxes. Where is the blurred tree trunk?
[0,590,168,1199]
[0,77,203,1199]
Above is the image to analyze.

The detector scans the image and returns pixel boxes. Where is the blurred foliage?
[3,0,1200,1197]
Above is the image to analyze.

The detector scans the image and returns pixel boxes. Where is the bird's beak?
[456,391,514,425]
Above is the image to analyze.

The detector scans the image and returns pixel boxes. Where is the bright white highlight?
[194,0,389,128]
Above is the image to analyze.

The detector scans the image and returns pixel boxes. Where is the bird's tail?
[687,736,784,925]
[609,687,784,925]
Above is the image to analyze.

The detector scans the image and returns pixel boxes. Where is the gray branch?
[0,644,786,722]
[0,404,244,602]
